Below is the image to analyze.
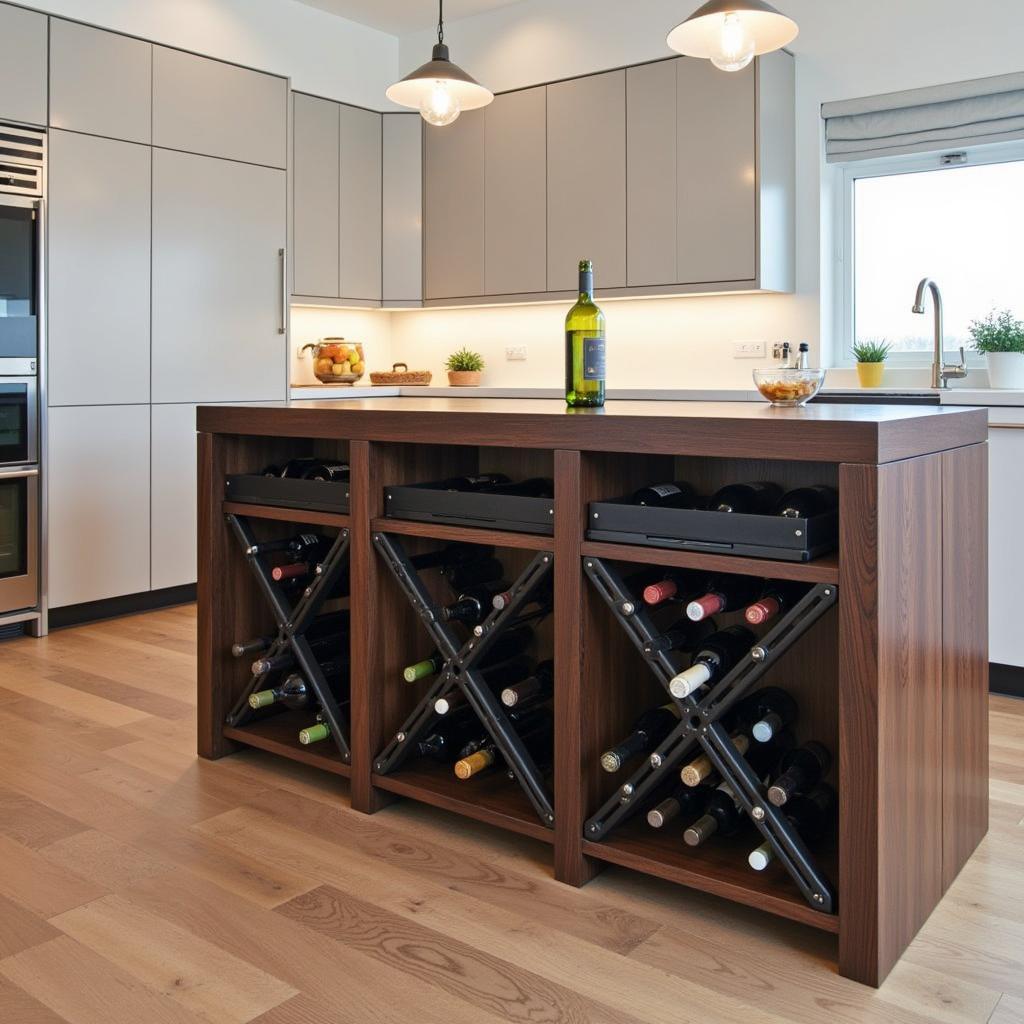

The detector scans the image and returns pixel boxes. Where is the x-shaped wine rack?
[223,512,352,763]
[583,556,839,914]
[372,531,556,827]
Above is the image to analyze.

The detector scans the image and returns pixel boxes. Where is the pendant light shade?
[386,0,493,126]
[667,0,798,72]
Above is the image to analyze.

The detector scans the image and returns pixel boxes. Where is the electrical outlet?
[732,341,766,359]
[505,345,527,361]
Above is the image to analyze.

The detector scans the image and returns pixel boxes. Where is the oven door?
[0,377,37,465]
[0,466,38,612]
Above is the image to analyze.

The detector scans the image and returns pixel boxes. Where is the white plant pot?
[986,352,1024,389]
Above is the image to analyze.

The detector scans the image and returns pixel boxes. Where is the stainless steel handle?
[0,466,39,479]
[278,247,287,335]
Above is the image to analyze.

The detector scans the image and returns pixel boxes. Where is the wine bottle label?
[686,594,725,621]
[643,579,679,605]
[745,597,781,625]
[582,337,606,381]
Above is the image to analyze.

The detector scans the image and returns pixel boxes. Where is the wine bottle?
[439,473,510,492]
[415,709,490,762]
[492,575,553,612]
[741,687,798,743]
[411,543,494,572]
[680,733,750,787]
[617,568,670,617]
[441,580,511,626]
[403,650,445,684]
[251,531,327,558]
[500,659,554,708]
[251,635,348,676]
[767,741,832,807]
[641,616,717,657]
[642,569,704,608]
[685,576,763,622]
[743,580,807,626]
[684,782,744,846]
[277,458,319,479]
[298,714,331,745]
[668,625,755,699]
[249,670,350,711]
[231,633,277,658]
[433,655,536,714]
[709,482,783,515]
[300,461,350,482]
[631,481,699,509]
[748,785,836,870]
[600,704,682,773]
[489,477,555,498]
[404,625,534,685]
[646,783,713,829]
[679,730,791,788]
[774,485,838,519]
[454,713,553,780]
[565,259,606,407]
[442,557,505,591]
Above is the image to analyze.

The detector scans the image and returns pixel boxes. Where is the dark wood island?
[196,397,989,986]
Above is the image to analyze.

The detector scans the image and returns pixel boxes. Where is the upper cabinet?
[339,104,382,302]
[50,20,152,144]
[547,71,627,292]
[153,46,288,168]
[0,3,47,127]
[382,114,423,304]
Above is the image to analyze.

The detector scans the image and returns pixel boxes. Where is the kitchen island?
[196,397,988,986]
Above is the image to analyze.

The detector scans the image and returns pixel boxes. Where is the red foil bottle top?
[643,579,678,605]
[686,593,724,621]
[745,597,781,625]
[272,562,309,581]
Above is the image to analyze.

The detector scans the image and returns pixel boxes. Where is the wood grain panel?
[941,443,989,889]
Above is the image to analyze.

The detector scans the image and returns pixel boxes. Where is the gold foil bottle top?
[454,749,495,779]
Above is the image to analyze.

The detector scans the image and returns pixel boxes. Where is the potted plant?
[851,340,892,388]
[445,347,485,386]
[969,309,1024,389]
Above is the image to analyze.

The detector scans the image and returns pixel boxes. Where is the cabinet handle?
[278,247,287,335]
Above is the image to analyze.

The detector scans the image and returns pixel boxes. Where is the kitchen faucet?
[912,278,968,389]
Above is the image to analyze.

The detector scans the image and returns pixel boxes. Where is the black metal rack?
[582,555,839,914]
[371,531,556,826]
[223,512,352,763]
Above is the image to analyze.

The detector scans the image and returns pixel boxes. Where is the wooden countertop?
[196,397,987,464]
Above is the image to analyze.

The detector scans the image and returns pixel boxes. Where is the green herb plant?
[444,347,486,372]
[851,339,893,363]
[968,309,1024,354]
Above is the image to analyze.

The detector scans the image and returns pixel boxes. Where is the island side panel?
[941,442,989,889]
[838,456,944,986]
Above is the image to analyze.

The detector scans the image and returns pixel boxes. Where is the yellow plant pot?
[856,362,885,388]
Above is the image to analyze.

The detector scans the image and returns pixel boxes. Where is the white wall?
[395,0,1024,386]
[28,0,398,108]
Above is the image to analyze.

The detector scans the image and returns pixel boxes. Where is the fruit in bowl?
[302,339,365,384]
[752,368,826,407]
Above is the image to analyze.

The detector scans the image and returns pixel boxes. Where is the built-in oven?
[0,376,37,466]
[0,465,37,613]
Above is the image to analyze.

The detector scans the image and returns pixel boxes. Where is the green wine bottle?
[565,259,606,407]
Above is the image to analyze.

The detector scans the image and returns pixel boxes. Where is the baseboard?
[990,662,1024,699]
[49,584,197,629]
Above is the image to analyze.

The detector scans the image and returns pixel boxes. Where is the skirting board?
[49,584,197,630]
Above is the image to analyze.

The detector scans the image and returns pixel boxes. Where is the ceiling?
[295,0,526,36]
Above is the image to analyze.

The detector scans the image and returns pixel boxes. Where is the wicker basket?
[369,362,432,386]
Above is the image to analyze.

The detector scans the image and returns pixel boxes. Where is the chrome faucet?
[912,278,968,389]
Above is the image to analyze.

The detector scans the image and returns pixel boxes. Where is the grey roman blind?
[822,72,1024,162]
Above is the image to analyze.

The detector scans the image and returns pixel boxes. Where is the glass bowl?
[302,339,365,384]
[752,368,826,407]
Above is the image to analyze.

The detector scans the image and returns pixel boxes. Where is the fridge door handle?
[278,247,287,335]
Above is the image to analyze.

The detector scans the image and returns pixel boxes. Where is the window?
[840,144,1024,363]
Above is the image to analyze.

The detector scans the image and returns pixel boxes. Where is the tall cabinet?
[46,18,288,610]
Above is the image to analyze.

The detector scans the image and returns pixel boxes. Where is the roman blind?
[822,72,1024,162]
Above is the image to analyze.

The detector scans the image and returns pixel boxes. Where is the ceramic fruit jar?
[303,338,365,384]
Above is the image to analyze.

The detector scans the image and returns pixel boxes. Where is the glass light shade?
[386,43,493,124]
[667,0,798,71]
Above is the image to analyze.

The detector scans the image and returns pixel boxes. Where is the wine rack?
[581,556,838,913]
[371,531,555,826]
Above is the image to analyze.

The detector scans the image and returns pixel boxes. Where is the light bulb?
[710,11,755,72]
[420,81,461,126]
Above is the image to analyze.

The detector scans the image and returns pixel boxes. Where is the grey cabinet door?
[0,3,46,126]
[48,404,150,608]
[485,87,546,296]
[676,58,756,284]
[547,71,626,292]
[292,93,340,298]
[49,20,152,143]
[339,104,382,302]
[152,46,287,168]
[48,131,151,406]
[423,112,485,300]
[382,114,422,304]
[152,149,286,404]
[626,60,677,287]
[151,403,198,590]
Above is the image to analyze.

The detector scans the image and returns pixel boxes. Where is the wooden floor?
[0,605,1022,1024]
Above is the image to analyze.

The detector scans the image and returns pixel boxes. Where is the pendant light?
[666,0,798,72]
[386,0,493,126]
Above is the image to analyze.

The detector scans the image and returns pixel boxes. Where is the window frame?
[835,139,1024,368]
